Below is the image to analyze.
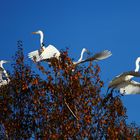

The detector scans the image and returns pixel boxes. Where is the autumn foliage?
[0,41,140,139]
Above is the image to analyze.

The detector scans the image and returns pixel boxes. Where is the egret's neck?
[77,49,85,62]
[3,69,10,82]
[128,59,140,80]
[135,59,140,72]
[39,32,44,47]
[0,63,3,69]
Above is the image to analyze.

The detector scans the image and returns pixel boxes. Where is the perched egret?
[0,60,10,87]
[28,30,60,62]
[108,57,140,95]
[73,49,112,65]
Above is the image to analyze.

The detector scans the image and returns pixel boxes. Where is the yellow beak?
[32,32,37,34]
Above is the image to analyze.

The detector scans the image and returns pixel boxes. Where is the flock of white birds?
[1,30,140,95]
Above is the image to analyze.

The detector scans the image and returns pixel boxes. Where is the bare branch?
[64,98,78,120]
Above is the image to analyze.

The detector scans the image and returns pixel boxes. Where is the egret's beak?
[85,49,90,55]
[4,61,10,63]
[85,49,89,53]
[2,60,9,64]
[32,32,37,34]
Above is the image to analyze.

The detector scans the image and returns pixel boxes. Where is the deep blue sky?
[1,0,140,124]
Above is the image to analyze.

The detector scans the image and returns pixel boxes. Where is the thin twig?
[64,98,78,120]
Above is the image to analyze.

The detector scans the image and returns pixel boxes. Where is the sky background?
[1,0,140,124]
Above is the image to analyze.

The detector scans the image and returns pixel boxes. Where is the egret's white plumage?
[28,30,60,62]
[0,60,10,87]
[118,80,140,95]
[73,49,112,65]
[40,45,60,61]
[108,57,140,95]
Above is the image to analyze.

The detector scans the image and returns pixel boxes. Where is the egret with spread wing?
[0,60,10,87]
[73,49,112,65]
[108,57,140,95]
[28,30,60,62]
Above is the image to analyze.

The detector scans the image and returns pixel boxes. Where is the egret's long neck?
[135,59,140,72]
[0,63,3,69]
[3,69,10,82]
[39,32,44,47]
[127,59,140,80]
[77,49,85,62]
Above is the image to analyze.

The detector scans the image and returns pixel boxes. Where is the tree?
[0,41,140,139]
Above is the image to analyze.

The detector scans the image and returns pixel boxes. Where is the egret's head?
[82,48,90,55]
[0,60,9,64]
[135,57,140,71]
[0,60,9,68]
[32,30,43,35]
[82,48,88,53]
[136,57,140,64]
[136,57,140,61]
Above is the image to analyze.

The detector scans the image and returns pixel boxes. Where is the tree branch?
[64,98,78,120]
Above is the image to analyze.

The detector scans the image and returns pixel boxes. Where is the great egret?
[73,49,112,65]
[28,30,60,62]
[0,60,10,87]
[108,57,140,95]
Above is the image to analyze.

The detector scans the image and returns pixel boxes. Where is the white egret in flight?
[28,30,60,62]
[108,57,140,95]
[0,60,10,87]
[73,49,112,65]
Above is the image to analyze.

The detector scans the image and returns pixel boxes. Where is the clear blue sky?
[1,0,140,124]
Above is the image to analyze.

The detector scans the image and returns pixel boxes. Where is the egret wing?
[108,71,140,88]
[76,50,112,65]
[119,80,140,95]
[91,50,112,61]
[28,50,41,62]
[40,45,60,60]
